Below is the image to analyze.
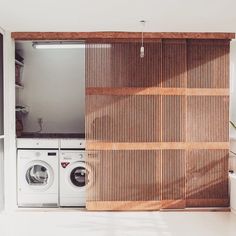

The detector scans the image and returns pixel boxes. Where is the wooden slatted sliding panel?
[161,40,187,209]
[86,39,230,210]
[86,42,163,210]
[186,40,230,207]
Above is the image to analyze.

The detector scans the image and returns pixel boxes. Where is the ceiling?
[0,0,236,33]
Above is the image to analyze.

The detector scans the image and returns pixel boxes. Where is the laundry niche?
[85,39,230,210]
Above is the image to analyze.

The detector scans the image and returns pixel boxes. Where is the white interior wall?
[0,140,4,211]
[16,42,85,134]
[0,30,3,211]
[1,0,236,32]
[3,32,16,212]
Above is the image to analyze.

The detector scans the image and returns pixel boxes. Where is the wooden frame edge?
[11,32,235,40]
[86,142,230,150]
[86,87,229,96]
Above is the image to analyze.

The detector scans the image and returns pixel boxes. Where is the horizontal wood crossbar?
[86,199,228,211]
[86,88,229,96]
[86,201,162,211]
[11,32,235,40]
[86,142,229,150]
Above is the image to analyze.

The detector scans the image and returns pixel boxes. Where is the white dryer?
[59,139,89,207]
[17,139,59,207]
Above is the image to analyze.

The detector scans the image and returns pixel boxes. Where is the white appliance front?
[60,151,89,207]
[17,149,59,207]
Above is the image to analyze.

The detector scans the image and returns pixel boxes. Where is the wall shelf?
[15,59,24,67]
[15,106,29,114]
[15,83,24,89]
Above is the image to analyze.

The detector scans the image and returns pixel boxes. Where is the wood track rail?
[86,88,229,96]
[86,142,229,150]
[11,32,235,40]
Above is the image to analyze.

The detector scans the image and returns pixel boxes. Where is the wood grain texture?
[87,150,162,202]
[162,39,187,88]
[86,95,161,142]
[86,43,162,87]
[187,40,230,88]
[86,201,162,211]
[187,96,229,142]
[162,150,186,204]
[86,142,230,150]
[186,150,229,207]
[86,200,186,211]
[11,32,235,40]
[86,87,229,96]
[162,96,186,142]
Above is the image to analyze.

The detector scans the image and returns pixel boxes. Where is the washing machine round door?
[67,162,90,190]
[24,160,54,191]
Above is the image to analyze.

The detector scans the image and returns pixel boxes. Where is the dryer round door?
[23,160,54,192]
[66,162,90,191]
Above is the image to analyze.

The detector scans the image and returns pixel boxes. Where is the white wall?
[16,42,85,134]
[0,140,4,211]
[1,0,236,32]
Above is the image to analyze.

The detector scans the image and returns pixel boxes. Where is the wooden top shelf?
[11,32,235,40]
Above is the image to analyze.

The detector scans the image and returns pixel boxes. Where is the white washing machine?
[17,139,59,207]
[59,139,89,207]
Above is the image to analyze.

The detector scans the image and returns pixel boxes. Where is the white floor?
[0,210,236,236]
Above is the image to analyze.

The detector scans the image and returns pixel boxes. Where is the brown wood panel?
[187,96,229,142]
[86,43,162,87]
[11,32,235,40]
[86,142,230,150]
[86,200,187,211]
[86,87,229,96]
[85,40,230,211]
[162,150,186,208]
[187,40,230,88]
[186,150,229,207]
[162,96,186,142]
[86,201,162,211]
[162,39,187,88]
[87,150,162,202]
[86,95,161,142]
